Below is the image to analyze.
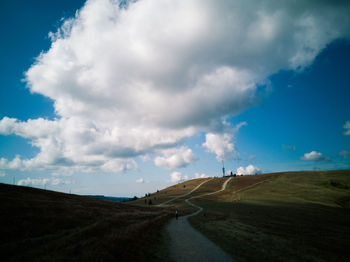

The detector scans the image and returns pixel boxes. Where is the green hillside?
[2,170,349,262]
[0,183,171,262]
[189,170,350,261]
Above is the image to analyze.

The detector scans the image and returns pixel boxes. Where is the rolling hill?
[0,183,171,262]
[2,170,349,261]
[188,170,350,261]
[131,170,350,261]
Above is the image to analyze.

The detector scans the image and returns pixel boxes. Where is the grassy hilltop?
[132,177,228,214]
[133,170,350,261]
[0,184,172,262]
[1,170,349,262]
[189,170,350,261]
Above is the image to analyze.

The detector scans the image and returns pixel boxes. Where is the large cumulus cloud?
[154,146,196,169]
[1,0,350,173]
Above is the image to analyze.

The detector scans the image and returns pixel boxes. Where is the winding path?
[158,178,213,206]
[165,177,235,262]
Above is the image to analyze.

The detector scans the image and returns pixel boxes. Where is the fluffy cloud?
[236,165,261,176]
[51,178,72,186]
[202,122,246,161]
[339,150,350,159]
[17,177,71,186]
[170,171,188,183]
[343,121,350,136]
[0,117,138,172]
[1,0,350,173]
[301,151,330,162]
[194,173,210,179]
[136,178,144,183]
[154,146,196,169]
[18,177,49,186]
[203,132,234,161]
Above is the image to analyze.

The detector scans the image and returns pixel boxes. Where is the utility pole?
[222,160,225,177]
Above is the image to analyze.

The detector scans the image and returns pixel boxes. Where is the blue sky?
[0,0,349,197]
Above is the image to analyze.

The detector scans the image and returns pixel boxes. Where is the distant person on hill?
[175,209,178,220]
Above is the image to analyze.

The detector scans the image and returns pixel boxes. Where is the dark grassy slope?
[131,178,209,206]
[0,183,172,262]
[189,170,350,262]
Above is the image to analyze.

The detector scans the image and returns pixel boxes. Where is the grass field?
[189,177,226,197]
[189,170,350,261]
[0,183,172,262]
[3,170,349,261]
[131,178,209,207]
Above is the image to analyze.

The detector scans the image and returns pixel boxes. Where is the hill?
[131,178,210,213]
[0,183,171,262]
[188,170,350,261]
[85,195,132,202]
[3,170,349,261]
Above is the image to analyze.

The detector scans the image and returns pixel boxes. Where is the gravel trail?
[165,177,235,262]
[158,178,213,206]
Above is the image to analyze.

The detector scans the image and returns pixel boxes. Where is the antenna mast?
[222,160,225,177]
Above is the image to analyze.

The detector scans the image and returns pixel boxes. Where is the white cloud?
[154,146,196,169]
[194,173,209,179]
[301,151,330,162]
[234,122,248,132]
[51,178,72,186]
[0,171,5,177]
[203,131,235,162]
[17,177,71,186]
[339,150,350,159]
[203,132,232,161]
[170,171,189,183]
[343,121,350,136]
[17,177,50,186]
[236,165,261,176]
[202,121,246,162]
[1,0,350,173]
[136,178,144,183]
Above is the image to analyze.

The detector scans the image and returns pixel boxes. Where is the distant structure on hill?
[222,160,225,177]
[224,172,236,178]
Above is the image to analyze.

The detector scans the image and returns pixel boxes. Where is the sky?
[0,0,350,197]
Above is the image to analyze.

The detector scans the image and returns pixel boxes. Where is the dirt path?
[158,178,213,206]
[165,177,235,262]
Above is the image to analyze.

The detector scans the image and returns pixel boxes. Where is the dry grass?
[163,178,230,215]
[0,183,172,262]
[189,177,226,197]
[188,170,350,261]
[15,170,347,261]
[131,178,209,207]
[202,173,283,202]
